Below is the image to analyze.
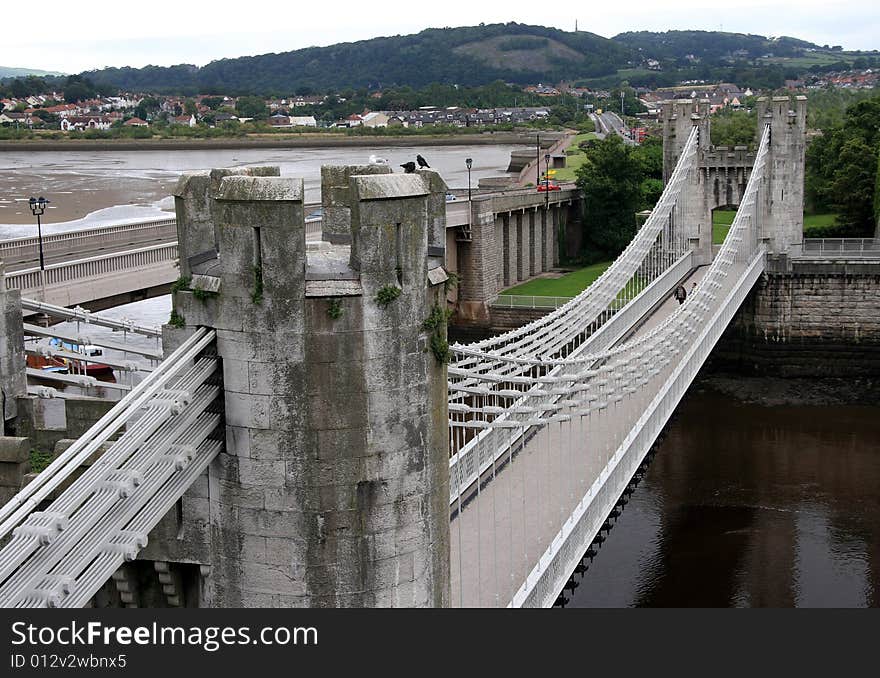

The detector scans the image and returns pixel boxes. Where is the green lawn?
[500,261,612,297]
[553,133,599,182]
[803,213,838,229]
[712,209,839,243]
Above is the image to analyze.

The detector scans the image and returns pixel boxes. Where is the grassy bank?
[553,132,600,182]
[712,209,840,243]
[500,260,612,297]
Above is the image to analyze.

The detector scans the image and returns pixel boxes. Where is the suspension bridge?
[0,96,830,608]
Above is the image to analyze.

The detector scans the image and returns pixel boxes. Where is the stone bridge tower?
[165,165,451,607]
[661,94,807,263]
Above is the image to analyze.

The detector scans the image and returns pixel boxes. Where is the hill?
[85,23,628,94]
[78,25,876,96]
[0,66,64,79]
[611,30,823,64]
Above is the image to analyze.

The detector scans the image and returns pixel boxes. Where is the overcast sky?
[9,0,879,74]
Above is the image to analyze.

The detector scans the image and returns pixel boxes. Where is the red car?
[537,180,561,192]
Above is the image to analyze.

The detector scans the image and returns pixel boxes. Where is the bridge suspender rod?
[19,298,162,338]
[0,327,215,541]
[24,347,152,373]
[24,368,132,392]
[22,323,163,360]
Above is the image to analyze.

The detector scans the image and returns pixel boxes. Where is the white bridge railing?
[4,243,179,295]
[0,219,177,266]
[801,238,879,258]
[492,295,573,310]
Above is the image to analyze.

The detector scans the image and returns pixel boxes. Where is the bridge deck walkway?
[450,266,708,607]
[4,233,177,273]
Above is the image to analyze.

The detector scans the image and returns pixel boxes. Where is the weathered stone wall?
[714,263,880,376]
[488,305,553,331]
[0,263,26,433]
[0,436,30,505]
[321,164,392,244]
[165,165,450,607]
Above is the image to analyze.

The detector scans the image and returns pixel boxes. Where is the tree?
[63,75,97,103]
[576,134,643,259]
[710,109,757,147]
[184,98,197,115]
[875,145,880,235]
[133,96,160,120]
[235,95,268,119]
[805,94,880,234]
[201,96,225,110]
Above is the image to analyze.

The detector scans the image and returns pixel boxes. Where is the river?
[564,378,880,608]
[0,142,525,233]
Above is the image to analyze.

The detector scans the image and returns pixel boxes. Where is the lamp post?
[28,196,49,271]
[465,157,472,202]
[544,153,551,206]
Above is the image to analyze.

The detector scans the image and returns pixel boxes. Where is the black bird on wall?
[416,154,430,168]
[400,161,416,173]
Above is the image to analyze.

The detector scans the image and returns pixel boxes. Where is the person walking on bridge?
[673,284,687,305]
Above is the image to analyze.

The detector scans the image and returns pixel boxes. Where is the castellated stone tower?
[167,165,450,607]
[757,95,807,256]
[660,95,807,262]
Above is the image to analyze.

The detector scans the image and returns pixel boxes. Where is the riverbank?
[0,131,533,152]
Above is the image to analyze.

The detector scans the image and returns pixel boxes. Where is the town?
[2,61,878,138]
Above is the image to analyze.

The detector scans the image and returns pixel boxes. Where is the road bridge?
[3,182,576,313]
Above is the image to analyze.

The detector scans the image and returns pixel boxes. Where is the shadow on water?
[567,383,880,608]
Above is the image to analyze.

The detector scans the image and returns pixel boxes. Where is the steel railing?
[801,238,879,258]
[492,295,574,310]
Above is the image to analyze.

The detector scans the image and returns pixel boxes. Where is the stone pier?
[167,165,451,607]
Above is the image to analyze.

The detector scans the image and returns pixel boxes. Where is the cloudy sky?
[9,0,879,74]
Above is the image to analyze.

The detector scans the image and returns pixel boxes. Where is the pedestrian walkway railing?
[802,238,879,258]
[493,295,574,310]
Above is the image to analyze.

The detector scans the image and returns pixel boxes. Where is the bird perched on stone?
[400,161,416,173]
[416,154,430,168]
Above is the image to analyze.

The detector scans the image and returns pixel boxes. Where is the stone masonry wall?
[714,265,880,376]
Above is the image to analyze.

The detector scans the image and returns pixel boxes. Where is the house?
[361,111,389,128]
[289,116,317,127]
[124,117,149,127]
[0,111,31,126]
[60,116,113,132]
[171,114,197,127]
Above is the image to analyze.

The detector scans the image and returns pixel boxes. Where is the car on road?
[537,180,561,192]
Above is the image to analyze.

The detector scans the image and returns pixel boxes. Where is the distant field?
[758,52,851,68]
[500,261,612,297]
[712,209,839,243]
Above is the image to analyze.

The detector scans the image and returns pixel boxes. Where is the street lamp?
[28,196,49,271]
[544,153,551,205]
[465,157,472,202]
